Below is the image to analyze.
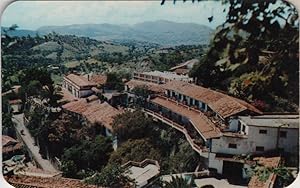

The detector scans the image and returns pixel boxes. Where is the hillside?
[30,20,213,46]
[1,32,206,89]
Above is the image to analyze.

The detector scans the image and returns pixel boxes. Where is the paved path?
[12,113,60,174]
[194,177,246,188]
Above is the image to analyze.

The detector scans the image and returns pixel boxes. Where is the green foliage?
[61,135,113,178]
[60,160,78,178]
[248,163,294,187]
[111,109,199,173]
[132,85,151,98]
[181,0,299,112]
[2,112,15,137]
[41,85,63,107]
[105,72,124,91]
[112,110,157,143]
[85,163,131,187]
[163,176,194,188]
[109,139,161,164]
[163,142,200,174]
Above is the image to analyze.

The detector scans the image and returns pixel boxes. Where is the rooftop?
[137,70,190,80]
[89,74,107,85]
[2,135,23,154]
[59,88,77,103]
[5,175,98,188]
[64,74,97,87]
[170,59,199,71]
[123,159,160,187]
[151,96,221,139]
[163,80,262,118]
[126,79,165,93]
[2,135,18,147]
[62,98,123,130]
[239,115,299,129]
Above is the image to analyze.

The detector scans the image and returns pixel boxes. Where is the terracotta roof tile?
[64,74,97,87]
[59,88,77,103]
[126,79,165,93]
[2,135,23,154]
[163,80,262,118]
[62,99,122,130]
[90,75,107,85]
[151,96,221,139]
[2,135,18,146]
[5,175,99,188]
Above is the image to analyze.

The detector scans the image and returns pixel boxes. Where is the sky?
[1,1,228,30]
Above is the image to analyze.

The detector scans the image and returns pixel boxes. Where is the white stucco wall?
[277,127,299,153]
[211,125,299,155]
[208,153,223,174]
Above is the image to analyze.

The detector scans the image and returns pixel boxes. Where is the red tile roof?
[64,74,97,87]
[59,88,77,103]
[126,79,165,93]
[5,175,99,188]
[151,96,221,139]
[90,74,107,85]
[163,80,262,118]
[2,135,23,154]
[2,135,18,147]
[62,99,122,130]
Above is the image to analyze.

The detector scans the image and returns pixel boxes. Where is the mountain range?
[3,20,213,46]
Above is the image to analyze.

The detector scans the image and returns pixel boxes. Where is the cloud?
[1,1,227,30]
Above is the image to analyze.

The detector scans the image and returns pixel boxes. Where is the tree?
[60,160,78,178]
[167,0,299,111]
[112,110,157,143]
[164,142,200,174]
[105,72,124,91]
[41,85,63,107]
[61,135,113,178]
[109,139,161,165]
[85,163,131,188]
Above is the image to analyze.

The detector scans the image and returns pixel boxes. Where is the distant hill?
[1,27,38,37]
[36,20,213,46]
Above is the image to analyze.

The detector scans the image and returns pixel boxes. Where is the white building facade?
[62,74,97,98]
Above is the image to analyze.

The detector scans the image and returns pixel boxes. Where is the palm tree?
[41,85,63,107]
[164,176,194,188]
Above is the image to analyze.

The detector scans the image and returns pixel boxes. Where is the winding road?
[12,113,60,174]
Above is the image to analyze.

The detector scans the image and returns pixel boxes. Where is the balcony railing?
[156,95,229,131]
[144,108,209,156]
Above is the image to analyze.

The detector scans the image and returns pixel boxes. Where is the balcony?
[159,94,230,131]
[144,108,209,157]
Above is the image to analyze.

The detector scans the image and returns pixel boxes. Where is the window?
[259,129,267,134]
[202,102,206,109]
[228,143,237,149]
[280,131,287,138]
[242,125,246,132]
[256,146,264,152]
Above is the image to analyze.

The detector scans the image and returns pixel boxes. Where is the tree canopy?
[61,135,113,178]
[163,0,299,112]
